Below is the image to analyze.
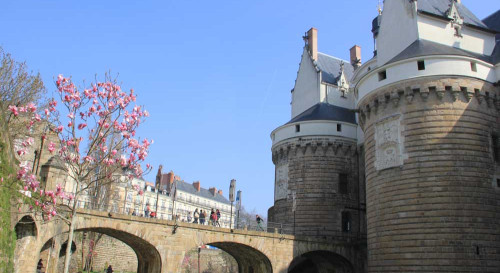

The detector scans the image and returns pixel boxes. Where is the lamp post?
[197,246,201,273]
[155,165,163,217]
[229,179,236,229]
[236,190,241,229]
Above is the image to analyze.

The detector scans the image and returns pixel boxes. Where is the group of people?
[192,208,221,226]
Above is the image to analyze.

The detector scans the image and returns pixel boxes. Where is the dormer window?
[454,25,463,38]
[295,124,300,133]
[340,88,347,98]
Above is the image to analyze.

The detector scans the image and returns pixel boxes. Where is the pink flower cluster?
[9,74,153,217]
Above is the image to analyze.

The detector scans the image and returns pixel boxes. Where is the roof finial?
[377,0,382,15]
[339,61,345,75]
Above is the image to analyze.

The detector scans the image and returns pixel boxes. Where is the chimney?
[193,181,200,192]
[209,187,217,197]
[350,45,362,69]
[218,189,223,195]
[306,28,318,61]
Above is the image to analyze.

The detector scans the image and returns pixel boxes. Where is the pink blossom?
[67,112,75,119]
[78,123,87,130]
[27,102,37,113]
[55,125,64,133]
[8,105,18,116]
[48,142,56,153]
[84,156,94,163]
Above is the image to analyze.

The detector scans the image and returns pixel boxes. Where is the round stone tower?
[356,59,500,271]
[270,103,363,237]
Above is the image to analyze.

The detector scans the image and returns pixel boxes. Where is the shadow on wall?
[40,227,161,273]
[287,250,354,273]
[202,242,272,273]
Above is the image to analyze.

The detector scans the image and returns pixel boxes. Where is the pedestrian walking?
[145,204,151,217]
[187,212,192,223]
[193,208,199,223]
[200,210,206,225]
[256,214,264,231]
[216,209,221,227]
[210,209,216,226]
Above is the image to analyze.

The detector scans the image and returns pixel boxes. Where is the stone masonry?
[14,208,365,273]
[358,76,500,272]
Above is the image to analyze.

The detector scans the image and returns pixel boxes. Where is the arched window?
[15,215,37,240]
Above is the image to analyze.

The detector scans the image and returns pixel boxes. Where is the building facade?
[270,0,500,272]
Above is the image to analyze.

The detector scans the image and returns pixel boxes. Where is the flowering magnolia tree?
[9,74,152,273]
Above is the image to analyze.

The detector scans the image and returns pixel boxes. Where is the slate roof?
[483,10,500,33]
[491,43,500,64]
[286,103,357,125]
[386,39,493,65]
[316,53,354,85]
[175,180,231,205]
[417,0,491,31]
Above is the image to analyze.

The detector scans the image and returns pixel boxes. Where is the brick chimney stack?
[193,181,200,192]
[350,45,362,69]
[218,189,223,196]
[161,171,176,192]
[209,187,217,197]
[306,28,318,61]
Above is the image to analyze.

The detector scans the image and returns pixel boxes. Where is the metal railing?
[72,198,367,240]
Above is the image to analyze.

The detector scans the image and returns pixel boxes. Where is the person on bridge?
[37,259,43,273]
[193,209,199,223]
[216,209,221,227]
[187,212,192,223]
[256,215,264,231]
[210,209,216,226]
[145,204,151,217]
[200,210,206,225]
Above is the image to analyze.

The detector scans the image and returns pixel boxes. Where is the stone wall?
[358,77,500,272]
[271,136,364,238]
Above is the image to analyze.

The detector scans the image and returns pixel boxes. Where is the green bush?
[0,141,17,272]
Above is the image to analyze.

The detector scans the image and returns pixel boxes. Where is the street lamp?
[229,179,236,229]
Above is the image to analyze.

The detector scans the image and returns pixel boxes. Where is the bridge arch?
[288,250,354,273]
[39,227,161,273]
[207,242,273,273]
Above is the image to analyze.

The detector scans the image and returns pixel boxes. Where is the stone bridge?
[14,209,366,273]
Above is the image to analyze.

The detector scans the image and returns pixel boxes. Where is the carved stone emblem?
[375,115,403,170]
[275,163,289,201]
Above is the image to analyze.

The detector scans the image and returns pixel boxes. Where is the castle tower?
[353,1,500,271]
[269,29,367,271]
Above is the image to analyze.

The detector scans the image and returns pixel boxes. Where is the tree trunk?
[63,208,77,273]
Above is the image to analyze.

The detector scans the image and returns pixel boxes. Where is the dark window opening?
[342,211,351,232]
[417,60,425,70]
[378,70,386,81]
[496,179,500,187]
[337,124,342,132]
[492,134,499,162]
[339,173,348,194]
[471,62,477,72]
[295,124,300,133]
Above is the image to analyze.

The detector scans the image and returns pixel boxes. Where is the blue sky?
[1,0,497,215]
